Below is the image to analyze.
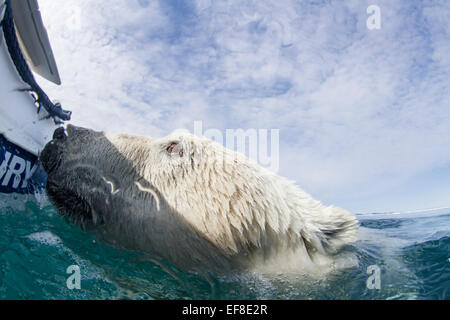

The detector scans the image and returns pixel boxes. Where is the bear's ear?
[166,142,184,157]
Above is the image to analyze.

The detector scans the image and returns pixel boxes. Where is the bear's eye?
[166,142,183,157]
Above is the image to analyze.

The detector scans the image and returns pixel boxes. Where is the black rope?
[1,0,71,124]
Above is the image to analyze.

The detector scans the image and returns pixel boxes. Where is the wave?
[356,206,450,220]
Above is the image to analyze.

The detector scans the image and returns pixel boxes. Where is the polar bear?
[40,125,358,275]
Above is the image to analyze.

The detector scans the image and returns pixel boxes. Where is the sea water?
[0,193,448,300]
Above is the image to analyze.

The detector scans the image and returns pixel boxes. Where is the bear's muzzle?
[39,127,67,174]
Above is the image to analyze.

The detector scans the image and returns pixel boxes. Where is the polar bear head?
[40,125,358,274]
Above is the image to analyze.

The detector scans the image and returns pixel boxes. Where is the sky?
[36,0,450,214]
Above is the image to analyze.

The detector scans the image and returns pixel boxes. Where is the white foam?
[26,230,109,282]
[26,230,62,246]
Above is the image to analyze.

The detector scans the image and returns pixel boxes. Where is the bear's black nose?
[53,127,67,140]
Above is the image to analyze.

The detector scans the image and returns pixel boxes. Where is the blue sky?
[37,0,450,213]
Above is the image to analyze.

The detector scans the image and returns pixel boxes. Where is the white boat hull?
[0,30,55,156]
[0,0,65,194]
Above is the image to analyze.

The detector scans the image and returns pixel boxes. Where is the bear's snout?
[40,127,67,174]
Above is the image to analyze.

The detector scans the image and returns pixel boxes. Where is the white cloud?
[37,0,450,212]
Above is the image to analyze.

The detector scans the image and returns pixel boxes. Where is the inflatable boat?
[0,0,71,195]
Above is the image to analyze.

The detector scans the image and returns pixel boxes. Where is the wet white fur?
[102,131,359,275]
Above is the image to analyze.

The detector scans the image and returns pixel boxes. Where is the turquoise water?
[0,194,449,300]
